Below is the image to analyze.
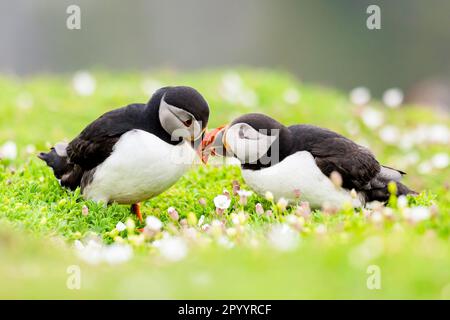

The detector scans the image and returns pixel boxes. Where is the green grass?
[0,69,449,299]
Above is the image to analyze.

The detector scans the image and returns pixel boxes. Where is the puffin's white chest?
[83,129,195,204]
[242,151,359,208]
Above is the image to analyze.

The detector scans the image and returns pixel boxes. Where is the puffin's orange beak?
[197,125,227,164]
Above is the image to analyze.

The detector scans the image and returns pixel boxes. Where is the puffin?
[38,86,210,221]
[200,113,416,208]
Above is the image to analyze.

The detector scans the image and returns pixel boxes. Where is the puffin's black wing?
[289,125,381,190]
[67,103,149,170]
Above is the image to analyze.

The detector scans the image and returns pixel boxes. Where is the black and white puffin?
[38,86,210,221]
[200,113,416,208]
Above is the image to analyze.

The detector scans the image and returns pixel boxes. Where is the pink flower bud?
[330,171,343,187]
[232,180,241,195]
[180,218,188,227]
[198,198,207,207]
[255,203,264,215]
[167,206,179,221]
[82,205,89,216]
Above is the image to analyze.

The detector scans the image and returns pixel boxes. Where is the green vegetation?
[0,69,449,299]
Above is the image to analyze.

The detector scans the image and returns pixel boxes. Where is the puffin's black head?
[153,86,210,142]
[200,113,293,167]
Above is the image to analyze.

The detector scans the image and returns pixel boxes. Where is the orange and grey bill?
[197,125,226,164]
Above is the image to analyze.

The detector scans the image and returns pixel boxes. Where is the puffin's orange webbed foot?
[131,203,143,222]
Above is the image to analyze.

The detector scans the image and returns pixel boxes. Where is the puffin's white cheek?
[231,140,260,163]
[171,127,191,140]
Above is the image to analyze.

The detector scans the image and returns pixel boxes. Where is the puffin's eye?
[183,118,193,127]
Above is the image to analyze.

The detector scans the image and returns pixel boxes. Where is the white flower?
[167,206,179,221]
[397,195,408,208]
[418,161,433,174]
[265,191,274,201]
[382,88,403,108]
[213,195,231,210]
[231,212,247,225]
[221,72,243,102]
[361,107,384,129]
[255,203,264,215]
[198,215,205,227]
[283,88,301,104]
[25,144,36,154]
[431,153,448,169]
[74,240,132,265]
[237,189,252,205]
[277,198,288,211]
[75,240,103,265]
[220,72,258,108]
[408,206,431,222]
[237,190,252,197]
[371,211,384,224]
[155,236,188,262]
[0,141,17,160]
[428,125,449,144]
[267,224,299,252]
[349,87,371,105]
[115,221,126,232]
[146,216,163,231]
[102,244,133,265]
[217,236,234,249]
[74,240,84,251]
[379,125,400,144]
[226,227,237,237]
[72,71,96,96]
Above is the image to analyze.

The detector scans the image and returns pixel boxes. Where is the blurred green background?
[1,0,450,104]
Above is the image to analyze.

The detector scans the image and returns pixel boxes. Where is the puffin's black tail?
[38,143,83,190]
[363,166,418,202]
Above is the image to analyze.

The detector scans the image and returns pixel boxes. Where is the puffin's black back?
[66,87,174,171]
[230,113,416,202]
[39,86,211,190]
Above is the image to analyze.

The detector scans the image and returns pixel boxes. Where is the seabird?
[200,113,416,208]
[39,86,210,221]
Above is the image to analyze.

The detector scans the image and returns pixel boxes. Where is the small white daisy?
[155,236,188,262]
[349,87,371,105]
[213,195,231,210]
[115,221,126,232]
[382,88,403,108]
[72,71,96,96]
[146,216,163,231]
[0,141,17,160]
[267,224,299,252]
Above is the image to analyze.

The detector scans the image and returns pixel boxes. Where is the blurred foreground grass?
[0,69,449,299]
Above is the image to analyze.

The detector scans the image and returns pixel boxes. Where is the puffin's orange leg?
[131,203,143,222]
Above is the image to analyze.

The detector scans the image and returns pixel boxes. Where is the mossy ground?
[0,69,449,299]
